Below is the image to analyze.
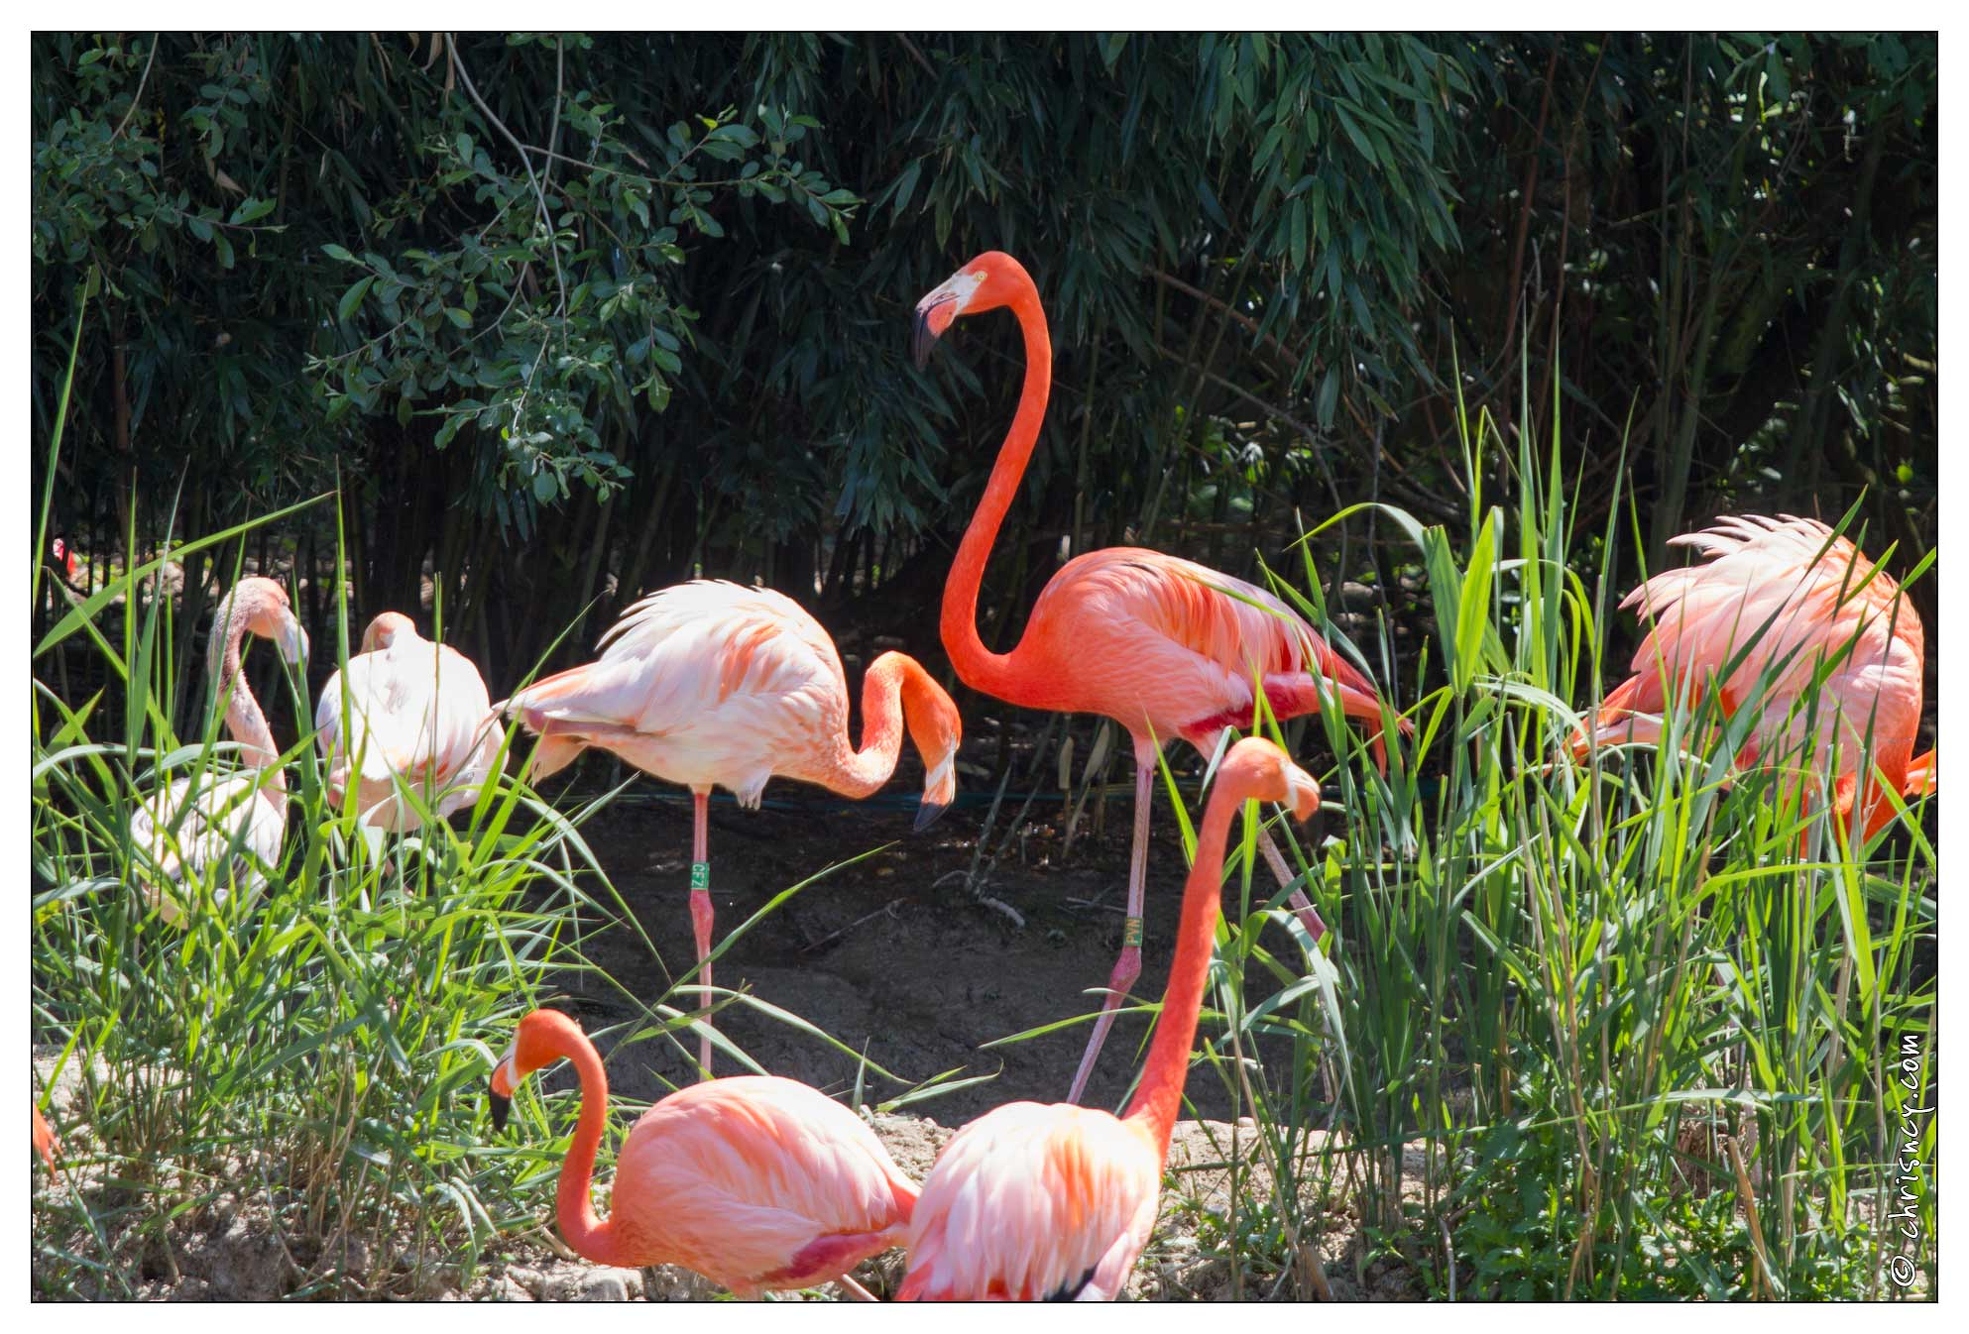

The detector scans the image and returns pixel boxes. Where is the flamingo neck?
[552,1028,636,1268]
[939,280,1052,703]
[1125,786,1241,1155]
[210,612,287,816]
[822,654,911,798]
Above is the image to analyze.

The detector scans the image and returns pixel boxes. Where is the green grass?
[1151,380,1938,1300]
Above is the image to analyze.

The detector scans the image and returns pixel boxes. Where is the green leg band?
[690,861,709,890]
[1122,916,1144,948]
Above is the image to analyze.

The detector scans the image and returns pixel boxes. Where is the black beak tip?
[489,1091,510,1133]
[910,309,939,370]
[913,799,950,833]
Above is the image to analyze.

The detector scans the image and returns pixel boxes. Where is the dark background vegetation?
[31,32,1938,715]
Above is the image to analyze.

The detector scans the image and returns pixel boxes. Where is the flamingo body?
[490,1010,917,1298]
[1575,515,1931,837]
[896,1101,1158,1301]
[315,612,502,832]
[1003,547,1386,748]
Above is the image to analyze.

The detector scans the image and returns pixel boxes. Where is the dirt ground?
[550,715,1327,1121]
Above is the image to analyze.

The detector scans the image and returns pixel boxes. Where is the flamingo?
[32,1105,59,1169]
[314,611,504,843]
[128,576,308,921]
[1571,514,1934,841]
[505,580,963,1075]
[897,736,1319,1300]
[913,251,1401,1102]
[488,1008,919,1300]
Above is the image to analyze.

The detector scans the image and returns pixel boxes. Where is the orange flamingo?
[489,1008,918,1300]
[128,576,308,920]
[315,612,504,842]
[914,251,1400,1102]
[897,737,1319,1300]
[1571,515,1933,840]
[32,1105,59,1169]
[505,580,962,1074]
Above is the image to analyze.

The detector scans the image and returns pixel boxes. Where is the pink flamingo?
[128,576,308,921]
[315,612,504,841]
[1571,515,1933,841]
[489,1008,918,1300]
[913,251,1401,1102]
[897,737,1319,1300]
[505,580,962,1075]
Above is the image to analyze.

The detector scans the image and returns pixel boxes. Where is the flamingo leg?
[1257,826,1326,944]
[690,788,715,1079]
[1066,737,1155,1105]
[835,1274,879,1302]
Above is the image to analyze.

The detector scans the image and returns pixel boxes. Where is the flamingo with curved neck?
[914,251,1401,1102]
[489,1008,918,1299]
[130,576,308,919]
[506,579,962,1075]
[897,737,1321,1300]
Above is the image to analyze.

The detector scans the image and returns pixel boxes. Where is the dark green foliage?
[32,32,1936,689]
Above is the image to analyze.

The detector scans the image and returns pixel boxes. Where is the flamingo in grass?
[489,1008,918,1300]
[314,612,504,845]
[128,577,308,921]
[1569,515,1934,841]
[505,580,963,1075]
[897,737,1320,1300]
[913,251,1402,1103]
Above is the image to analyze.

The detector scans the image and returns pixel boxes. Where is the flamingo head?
[1220,737,1321,822]
[360,611,417,655]
[892,657,962,832]
[214,577,310,666]
[487,1008,583,1133]
[911,251,1035,367]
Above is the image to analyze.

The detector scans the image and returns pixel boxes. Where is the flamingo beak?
[488,1050,517,1132]
[914,752,956,831]
[1283,766,1321,822]
[911,297,957,368]
[913,798,949,833]
[279,617,310,666]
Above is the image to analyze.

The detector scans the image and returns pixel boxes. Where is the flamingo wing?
[610,1075,917,1294]
[509,581,845,798]
[128,770,285,920]
[897,1101,1160,1302]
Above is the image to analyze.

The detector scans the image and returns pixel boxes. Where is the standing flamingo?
[897,737,1319,1300]
[505,580,962,1074]
[913,251,1400,1102]
[1570,515,1933,841]
[128,576,308,921]
[314,612,504,840]
[489,1008,919,1300]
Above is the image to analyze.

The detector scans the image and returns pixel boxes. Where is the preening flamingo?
[506,580,963,1074]
[913,251,1400,1102]
[1570,515,1933,841]
[315,612,504,840]
[489,1008,919,1300]
[33,1105,59,1169]
[128,577,308,921]
[897,737,1319,1300]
